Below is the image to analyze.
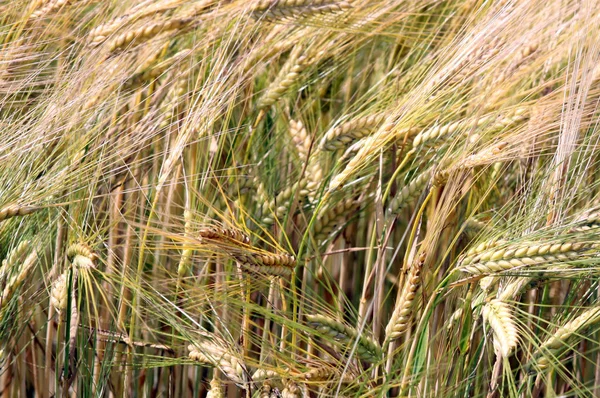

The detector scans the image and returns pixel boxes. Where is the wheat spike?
[281,380,300,398]
[88,0,188,46]
[1,250,38,310]
[388,169,432,214]
[412,108,527,148]
[67,243,98,270]
[458,239,599,274]
[0,241,31,280]
[106,18,195,53]
[199,226,251,245]
[235,252,296,277]
[30,0,80,19]
[385,254,424,341]
[302,366,356,383]
[482,299,518,357]
[0,204,38,223]
[50,272,68,313]
[261,179,309,225]
[188,342,245,385]
[319,114,387,152]
[251,0,352,21]
[531,306,600,371]
[305,314,381,362]
[313,198,357,242]
[290,119,311,161]
[206,376,225,398]
[258,48,311,108]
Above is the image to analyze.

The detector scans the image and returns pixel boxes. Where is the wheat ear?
[305,314,382,362]
[30,0,80,19]
[88,0,189,46]
[1,250,38,311]
[387,169,432,214]
[261,179,309,225]
[530,306,600,371]
[251,0,352,21]
[66,243,98,269]
[106,18,195,53]
[188,342,245,385]
[412,108,528,148]
[206,375,225,398]
[50,272,68,314]
[0,240,31,280]
[482,299,518,357]
[235,252,296,277]
[312,198,357,242]
[459,239,599,274]
[199,226,251,245]
[384,253,424,342]
[258,48,311,108]
[0,204,38,223]
[319,113,387,151]
[290,119,311,161]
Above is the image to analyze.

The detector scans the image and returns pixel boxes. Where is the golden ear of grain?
[1,250,38,310]
[281,380,300,398]
[530,307,600,372]
[30,0,80,20]
[319,114,387,152]
[67,243,98,269]
[258,48,311,109]
[50,273,68,313]
[235,252,296,277]
[384,254,424,342]
[251,0,352,21]
[482,299,518,358]
[305,314,382,362]
[198,226,251,245]
[206,376,225,398]
[261,179,309,225]
[188,342,245,385]
[313,198,357,242]
[106,18,195,53]
[301,365,357,383]
[412,108,528,149]
[458,239,599,274]
[0,204,38,223]
[387,169,432,214]
[289,119,311,161]
[0,240,31,278]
